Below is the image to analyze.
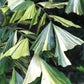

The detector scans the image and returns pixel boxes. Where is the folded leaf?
[23,55,41,84]
[23,54,71,84]
[19,4,36,22]
[10,68,23,84]
[31,22,55,54]
[66,0,84,15]
[10,10,24,23]
[3,31,17,52]
[41,59,71,84]
[0,38,30,59]
[13,0,34,11]
[53,25,84,67]
[7,0,24,10]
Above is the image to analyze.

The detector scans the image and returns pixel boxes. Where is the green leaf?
[19,30,37,39]
[10,68,23,84]
[37,13,46,34]
[50,15,81,28]
[29,8,41,30]
[76,66,84,72]
[23,55,71,84]
[0,0,6,5]
[9,1,34,23]
[30,77,41,84]
[0,38,30,59]
[53,25,84,67]
[13,0,34,11]
[0,11,3,25]
[80,44,84,60]
[31,22,55,54]
[3,31,17,52]
[0,28,7,42]
[0,6,9,13]
[7,0,24,10]
[41,59,71,84]
[10,10,24,23]
[0,58,10,75]
[38,2,67,9]
[0,75,6,84]
[0,27,13,42]
[18,4,36,23]
[66,0,84,15]
[0,9,10,26]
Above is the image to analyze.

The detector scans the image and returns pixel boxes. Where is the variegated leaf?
[53,25,84,67]
[66,0,84,15]
[0,38,30,59]
[31,22,55,54]
[7,0,24,10]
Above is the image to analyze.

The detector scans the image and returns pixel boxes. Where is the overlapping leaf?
[10,68,23,84]
[3,31,17,52]
[0,27,13,42]
[10,1,34,23]
[31,22,84,67]
[29,8,41,30]
[23,55,71,84]
[31,22,55,54]
[10,11,24,23]
[18,4,36,23]
[7,0,24,10]
[41,59,71,84]
[53,25,84,67]
[13,0,34,11]
[0,38,30,59]
[66,0,84,15]
[19,29,37,40]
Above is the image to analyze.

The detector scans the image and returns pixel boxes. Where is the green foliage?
[10,68,23,84]
[23,55,71,84]
[31,22,55,54]
[50,15,81,28]
[66,0,84,15]
[0,0,84,84]
[0,38,30,59]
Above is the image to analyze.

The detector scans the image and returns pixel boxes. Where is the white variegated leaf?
[23,55,71,84]
[66,0,84,15]
[31,22,55,54]
[7,0,24,10]
[53,25,84,67]
[23,55,41,84]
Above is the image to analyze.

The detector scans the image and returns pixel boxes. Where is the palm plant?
[0,0,84,84]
